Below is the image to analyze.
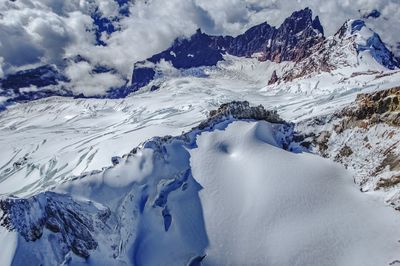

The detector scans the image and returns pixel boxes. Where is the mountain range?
[0,8,398,106]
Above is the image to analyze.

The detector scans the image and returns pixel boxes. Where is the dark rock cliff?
[131,7,325,90]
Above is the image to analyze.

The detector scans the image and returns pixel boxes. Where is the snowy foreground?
[0,55,400,265]
[191,121,400,266]
[1,118,400,265]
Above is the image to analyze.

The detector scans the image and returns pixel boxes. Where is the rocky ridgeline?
[268,20,399,85]
[294,86,400,209]
[0,192,110,258]
[198,101,283,130]
[131,8,324,90]
[337,87,400,128]
[1,8,398,107]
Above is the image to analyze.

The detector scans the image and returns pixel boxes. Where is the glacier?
[1,103,400,265]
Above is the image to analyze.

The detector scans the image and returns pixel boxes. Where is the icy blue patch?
[357,33,398,70]
[351,20,366,34]
[162,207,172,232]
[154,169,191,208]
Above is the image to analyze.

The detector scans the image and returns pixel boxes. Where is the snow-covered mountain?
[272,19,399,83]
[1,6,400,266]
[1,102,400,265]
[1,8,398,107]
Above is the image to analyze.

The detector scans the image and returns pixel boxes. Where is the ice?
[0,47,400,265]
[190,121,400,265]
[0,54,399,197]
[3,119,400,265]
[0,227,18,265]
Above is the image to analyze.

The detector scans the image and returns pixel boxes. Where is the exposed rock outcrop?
[131,8,324,90]
[268,70,279,85]
[294,86,400,209]
[0,192,109,258]
[198,101,283,130]
[338,87,400,127]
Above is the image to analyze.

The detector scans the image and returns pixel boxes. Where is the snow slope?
[1,118,400,265]
[1,55,400,197]
[191,121,400,266]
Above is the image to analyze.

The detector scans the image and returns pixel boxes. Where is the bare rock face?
[222,7,324,62]
[268,70,279,85]
[376,175,400,191]
[131,8,325,90]
[0,192,109,259]
[293,86,400,210]
[274,20,399,84]
[199,101,283,130]
[338,87,400,128]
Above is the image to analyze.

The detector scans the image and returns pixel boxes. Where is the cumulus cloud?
[0,0,95,74]
[64,61,126,96]
[0,57,4,78]
[0,0,399,95]
[71,0,215,77]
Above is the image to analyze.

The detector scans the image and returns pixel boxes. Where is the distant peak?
[292,7,312,17]
[334,19,399,70]
[335,19,366,38]
[280,7,324,35]
[312,15,324,35]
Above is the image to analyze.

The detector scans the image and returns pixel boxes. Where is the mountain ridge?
[0,7,398,108]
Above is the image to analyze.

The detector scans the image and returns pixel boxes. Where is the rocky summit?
[131,7,324,90]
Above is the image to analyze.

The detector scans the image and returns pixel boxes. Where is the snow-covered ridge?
[1,55,400,199]
[1,101,400,265]
[268,19,399,85]
[0,101,292,264]
[294,86,400,210]
[1,7,399,108]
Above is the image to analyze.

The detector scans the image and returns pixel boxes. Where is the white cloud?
[64,61,126,96]
[0,57,4,78]
[0,0,94,74]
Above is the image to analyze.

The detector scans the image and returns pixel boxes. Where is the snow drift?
[1,102,399,265]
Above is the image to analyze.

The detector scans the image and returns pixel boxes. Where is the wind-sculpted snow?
[0,101,290,264]
[1,54,400,198]
[1,102,400,265]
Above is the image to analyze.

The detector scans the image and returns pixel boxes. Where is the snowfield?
[1,53,400,265]
[1,119,400,265]
[1,4,400,265]
[1,55,400,197]
[191,121,400,266]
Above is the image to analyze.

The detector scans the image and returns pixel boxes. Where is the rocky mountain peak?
[279,7,323,36]
[268,18,400,84]
[130,7,325,90]
[336,19,399,70]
